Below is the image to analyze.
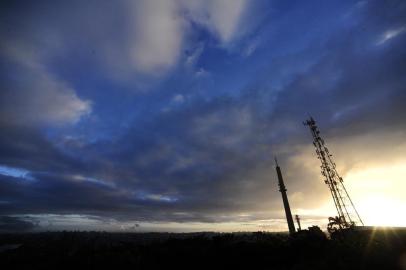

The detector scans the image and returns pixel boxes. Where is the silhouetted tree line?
[0,227,405,270]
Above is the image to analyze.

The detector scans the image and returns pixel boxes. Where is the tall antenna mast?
[295,215,302,231]
[303,117,363,232]
[275,157,296,235]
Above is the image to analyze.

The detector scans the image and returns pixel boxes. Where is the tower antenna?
[275,158,296,235]
[295,215,302,231]
[303,117,363,233]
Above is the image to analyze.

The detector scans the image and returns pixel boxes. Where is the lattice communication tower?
[304,117,363,232]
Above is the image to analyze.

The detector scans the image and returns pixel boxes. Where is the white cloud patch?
[0,42,91,126]
[376,25,406,45]
[72,175,116,188]
[130,0,184,74]
[127,0,251,75]
[182,0,249,44]
[135,191,179,203]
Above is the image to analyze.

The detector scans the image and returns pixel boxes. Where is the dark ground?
[0,227,405,270]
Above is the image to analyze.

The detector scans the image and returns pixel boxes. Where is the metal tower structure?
[295,215,302,231]
[275,158,296,235]
[303,117,364,232]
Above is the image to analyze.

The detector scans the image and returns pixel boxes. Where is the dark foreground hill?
[0,227,405,270]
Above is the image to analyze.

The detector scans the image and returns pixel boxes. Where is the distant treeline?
[0,227,405,269]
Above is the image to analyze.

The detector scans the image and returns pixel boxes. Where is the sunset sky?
[1,0,405,232]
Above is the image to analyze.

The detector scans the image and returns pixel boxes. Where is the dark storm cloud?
[0,216,38,232]
[0,0,405,228]
[0,125,84,172]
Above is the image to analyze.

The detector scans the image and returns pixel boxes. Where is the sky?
[0,0,406,233]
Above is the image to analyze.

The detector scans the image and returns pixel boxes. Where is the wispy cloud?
[376,25,406,45]
[0,165,35,181]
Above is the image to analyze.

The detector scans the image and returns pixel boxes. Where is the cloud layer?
[0,0,405,231]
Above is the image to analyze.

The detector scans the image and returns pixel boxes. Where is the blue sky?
[1,0,406,232]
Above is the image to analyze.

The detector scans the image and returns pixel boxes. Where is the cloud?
[0,165,35,181]
[376,25,406,45]
[0,0,405,231]
[182,0,249,44]
[0,0,258,86]
[89,0,406,225]
[243,37,261,57]
[128,0,253,74]
[0,41,91,127]
[184,43,204,68]
[0,124,90,177]
[0,216,38,232]
[172,94,185,104]
[130,0,184,74]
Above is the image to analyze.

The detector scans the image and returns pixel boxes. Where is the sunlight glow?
[345,161,406,227]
